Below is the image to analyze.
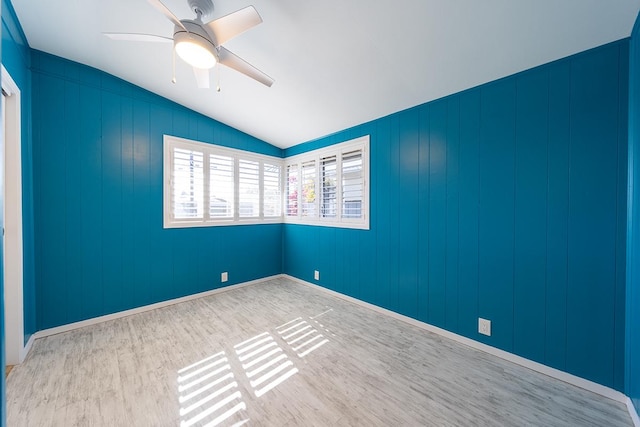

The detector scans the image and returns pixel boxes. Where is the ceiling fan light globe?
[174,32,217,69]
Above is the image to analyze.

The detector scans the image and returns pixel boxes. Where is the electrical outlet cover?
[478,318,491,336]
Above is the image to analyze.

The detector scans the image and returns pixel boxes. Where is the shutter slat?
[301,160,316,217]
[172,147,204,219]
[239,159,260,218]
[342,150,362,219]
[264,163,282,217]
[321,156,337,218]
[286,164,299,216]
[210,155,234,218]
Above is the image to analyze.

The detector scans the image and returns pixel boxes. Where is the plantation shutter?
[286,164,299,216]
[171,147,204,219]
[209,154,234,219]
[321,155,337,218]
[264,163,282,217]
[301,160,316,217]
[239,159,260,218]
[342,150,363,219]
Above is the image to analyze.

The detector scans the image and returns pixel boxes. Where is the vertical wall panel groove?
[626,12,640,411]
[513,69,548,363]
[445,98,460,331]
[512,78,518,353]
[428,100,447,327]
[398,108,419,318]
[614,43,629,392]
[417,105,430,322]
[458,90,480,339]
[567,44,620,387]
[544,69,550,363]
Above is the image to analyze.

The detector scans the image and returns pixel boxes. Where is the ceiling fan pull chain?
[172,48,177,84]
[216,65,221,92]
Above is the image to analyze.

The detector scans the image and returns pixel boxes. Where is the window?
[209,155,234,219]
[164,135,283,228]
[172,148,204,219]
[301,160,316,217]
[264,163,282,217]
[286,164,298,216]
[284,136,369,229]
[342,150,363,218]
[321,156,337,218]
[239,159,260,218]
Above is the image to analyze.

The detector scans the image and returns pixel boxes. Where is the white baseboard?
[32,275,281,340]
[628,397,640,427]
[283,274,628,405]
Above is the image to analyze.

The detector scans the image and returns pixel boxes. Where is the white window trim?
[283,135,370,230]
[163,135,284,228]
[164,134,370,230]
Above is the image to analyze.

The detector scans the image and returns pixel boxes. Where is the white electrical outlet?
[314,270,320,280]
[221,272,228,283]
[478,318,491,336]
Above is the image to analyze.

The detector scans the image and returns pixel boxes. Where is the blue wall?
[1,0,35,345]
[31,51,283,330]
[627,11,640,416]
[284,41,629,391]
[0,0,5,423]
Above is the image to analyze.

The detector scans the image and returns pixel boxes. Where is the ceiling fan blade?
[218,47,273,87]
[205,6,262,46]
[193,67,210,89]
[103,33,173,43]
[147,0,187,32]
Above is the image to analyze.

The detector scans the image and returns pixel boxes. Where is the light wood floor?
[5,365,14,378]
[6,277,633,426]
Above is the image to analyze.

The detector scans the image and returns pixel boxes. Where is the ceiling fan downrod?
[187,0,214,20]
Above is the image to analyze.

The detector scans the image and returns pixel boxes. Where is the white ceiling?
[11,0,640,149]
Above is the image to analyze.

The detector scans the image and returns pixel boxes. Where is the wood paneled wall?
[31,51,283,331]
[284,41,629,391]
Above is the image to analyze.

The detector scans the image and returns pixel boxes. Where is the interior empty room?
[1,0,640,426]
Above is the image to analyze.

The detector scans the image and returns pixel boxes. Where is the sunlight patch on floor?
[178,351,248,427]
[176,307,334,424]
[235,331,298,398]
[278,309,334,358]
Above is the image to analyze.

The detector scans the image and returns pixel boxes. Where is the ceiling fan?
[105,0,273,88]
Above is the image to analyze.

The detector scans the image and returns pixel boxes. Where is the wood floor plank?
[6,277,634,426]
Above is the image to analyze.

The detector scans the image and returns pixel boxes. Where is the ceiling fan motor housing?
[174,20,219,68]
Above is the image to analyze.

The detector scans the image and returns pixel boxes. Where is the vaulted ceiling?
[11,0,640,148]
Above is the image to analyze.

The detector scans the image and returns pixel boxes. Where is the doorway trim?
[2,64,25,365]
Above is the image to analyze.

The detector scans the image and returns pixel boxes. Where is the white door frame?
[2,64,25,365]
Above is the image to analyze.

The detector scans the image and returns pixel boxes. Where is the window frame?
[283,136,370,230]
[164,135,284,228]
